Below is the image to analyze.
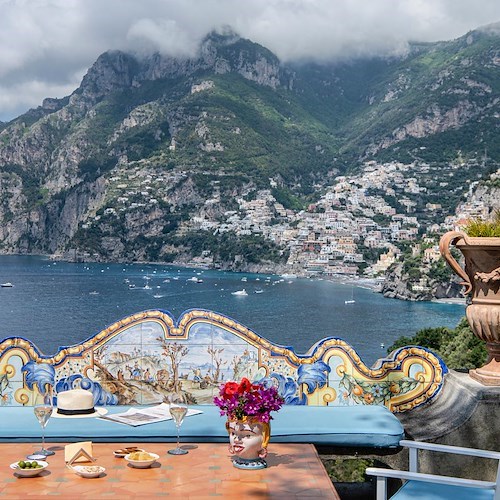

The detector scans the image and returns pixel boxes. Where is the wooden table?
[1,443,340,498]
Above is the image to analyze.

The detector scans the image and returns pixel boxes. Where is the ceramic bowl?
[124,452,159,468]
[10,460,48,477]
[72,465,105,478]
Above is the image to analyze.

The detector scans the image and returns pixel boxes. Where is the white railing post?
[376,476,387,500]
[409,446,419,473]
[494,461,500,500]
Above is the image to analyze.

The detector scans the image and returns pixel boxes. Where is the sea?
[0,255,465,367]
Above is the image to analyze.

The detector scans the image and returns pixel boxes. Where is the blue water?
[0,255,465,366]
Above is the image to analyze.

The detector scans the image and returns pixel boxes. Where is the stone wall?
[390,370,500,481]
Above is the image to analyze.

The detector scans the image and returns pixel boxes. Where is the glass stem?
[176,424,180,449]
[41,425,46,451]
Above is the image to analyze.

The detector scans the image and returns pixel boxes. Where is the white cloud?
[1,0,499,122]
[126,18,199,58]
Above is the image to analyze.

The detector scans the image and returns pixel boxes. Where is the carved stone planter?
[440,232,500,385]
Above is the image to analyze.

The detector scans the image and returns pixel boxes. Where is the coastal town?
[181,160,498,278]
[83,157,500,284]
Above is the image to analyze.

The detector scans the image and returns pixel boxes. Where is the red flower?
[222,381,239,398]
[237,378,253,394]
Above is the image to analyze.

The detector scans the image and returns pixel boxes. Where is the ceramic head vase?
[226,417,271,469]
[214,378,284,470]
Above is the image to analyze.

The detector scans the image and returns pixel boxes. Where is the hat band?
[57,407,95,415]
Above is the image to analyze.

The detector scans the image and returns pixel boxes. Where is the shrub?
[463,209,500,237]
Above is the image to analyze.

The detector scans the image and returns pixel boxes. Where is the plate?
[113,447,144,458]
[10,460,48,477]
[124,452,159,468]
[72,465,105,478]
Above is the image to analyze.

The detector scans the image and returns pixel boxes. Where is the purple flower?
[214,378,284,422]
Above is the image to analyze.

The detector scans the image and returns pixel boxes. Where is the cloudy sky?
[1,0,499,122]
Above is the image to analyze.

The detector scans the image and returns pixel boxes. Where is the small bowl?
[72,465,105,478]
[124,452,159,468]
[10,460,48,477]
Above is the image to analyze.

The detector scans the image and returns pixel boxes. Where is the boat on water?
[1,282,13,288]
[255,289,264,294]
[345,285,355,304]
[281,273,298,279]
[231,289,248,296]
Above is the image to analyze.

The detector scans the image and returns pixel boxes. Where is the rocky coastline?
[380,262,463,302]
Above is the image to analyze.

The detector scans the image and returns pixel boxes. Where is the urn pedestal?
[440,232,500,385]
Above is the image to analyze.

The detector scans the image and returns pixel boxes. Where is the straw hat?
[52,389,108,418]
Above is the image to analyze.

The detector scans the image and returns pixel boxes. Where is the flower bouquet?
[214,378,284,470]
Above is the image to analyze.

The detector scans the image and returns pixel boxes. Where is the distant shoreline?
[323,275,382,292]
[431,297,467,306]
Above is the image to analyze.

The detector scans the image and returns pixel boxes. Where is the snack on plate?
[10,460,48,477]
[72,464,106,478]
[128,451,155,461]
[16,460,44,469]
[78,466,102,474]
[113,446,143,457]
[118,447,140,454]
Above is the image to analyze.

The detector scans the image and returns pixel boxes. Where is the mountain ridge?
[0,27,498,273]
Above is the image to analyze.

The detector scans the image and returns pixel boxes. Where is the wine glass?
[33,385,54,456]
[167,392,188,455]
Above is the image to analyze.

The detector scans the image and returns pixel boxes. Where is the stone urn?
[439,231,500,385]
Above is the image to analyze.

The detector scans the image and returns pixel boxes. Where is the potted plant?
[214,378,284,470]
[439,210,500,385]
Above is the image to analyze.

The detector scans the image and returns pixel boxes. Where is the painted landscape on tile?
[0,309,447,411]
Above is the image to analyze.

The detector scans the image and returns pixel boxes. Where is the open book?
[99,403,203,427]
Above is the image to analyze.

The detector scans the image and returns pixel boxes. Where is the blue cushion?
[0,404,404,447]
[392,480,494,500]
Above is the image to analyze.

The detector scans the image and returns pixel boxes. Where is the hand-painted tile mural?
[0,309,448,412]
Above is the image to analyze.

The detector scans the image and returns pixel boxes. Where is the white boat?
[89,291,99,295]
[241,277,248,282]
[281,273,297,279]
[345,285,355,304]
[1,282,13,287]
[231,289,248,296]
[255,289,264,294]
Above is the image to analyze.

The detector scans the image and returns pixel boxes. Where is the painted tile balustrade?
[0,309,446,411]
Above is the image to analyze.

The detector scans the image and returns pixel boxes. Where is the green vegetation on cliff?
[387,318,488,369]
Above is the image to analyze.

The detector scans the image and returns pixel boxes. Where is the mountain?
[0,27,499,269]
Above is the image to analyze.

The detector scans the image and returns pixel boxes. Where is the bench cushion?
[0,404,404,448]
[392,480,494,500]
